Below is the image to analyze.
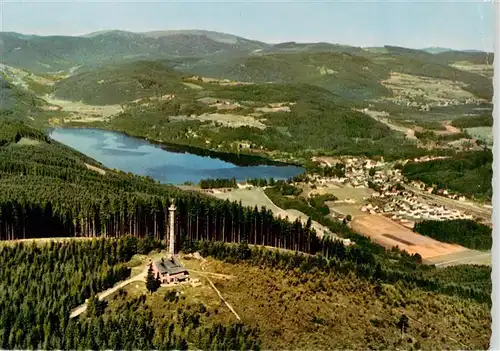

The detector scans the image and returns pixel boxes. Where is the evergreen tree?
[146,263,159,294]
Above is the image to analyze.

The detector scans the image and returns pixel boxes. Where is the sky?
[0,0,495,51]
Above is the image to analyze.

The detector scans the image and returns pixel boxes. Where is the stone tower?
[168,198,176,258]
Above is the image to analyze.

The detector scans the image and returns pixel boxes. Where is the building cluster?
[408,180,467,201]
[392,96,485,110]
[369,191,473,222]
[307,156,401,190]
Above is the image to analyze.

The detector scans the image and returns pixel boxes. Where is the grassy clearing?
[16,137,41,146]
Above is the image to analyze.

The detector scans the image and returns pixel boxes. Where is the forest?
[0,237,260,350]
[0,122,492,334]
[402,150,493,200]
[0,122,321,255]
[0,237,491,350]
[451,114,493,129]
[199,178,237,189]
[414,219,492,251]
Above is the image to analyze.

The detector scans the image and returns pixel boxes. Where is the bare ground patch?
[16,137,41,146]
[349,214,469,260]
[182,82,203,90]
[85,163,106,175]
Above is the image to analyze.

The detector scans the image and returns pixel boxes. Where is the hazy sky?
[0,0,495,51]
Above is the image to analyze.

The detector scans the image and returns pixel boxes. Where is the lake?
[49,128,304,185]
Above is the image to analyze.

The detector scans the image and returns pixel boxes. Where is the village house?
[152,256,189,284]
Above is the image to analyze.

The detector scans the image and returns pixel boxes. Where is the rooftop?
[154,257,188,275]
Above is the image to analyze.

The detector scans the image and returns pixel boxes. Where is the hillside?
[182,52,392,100]
[0,70,46,118]
[402,150,493,200]
[29,57,462,162]
[0,30,268,74]
[0,238,491,350]
[1,31,493,102]
[0,122,492,349]
[52,60,188,105]
[180,50,492,101]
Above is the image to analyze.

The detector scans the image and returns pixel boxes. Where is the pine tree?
[155,272,162,289]
[397,314,409,339]
[146,263,159,294]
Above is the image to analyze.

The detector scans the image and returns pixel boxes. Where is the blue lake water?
[49,128,304,185]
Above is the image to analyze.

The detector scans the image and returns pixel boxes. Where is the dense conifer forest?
[402,150,493,200]
[0,237,260,350]
[0,122,492,349]
[0,122,319,254]
[414,219,492,251]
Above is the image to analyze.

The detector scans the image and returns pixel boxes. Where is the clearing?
[170,113,266,129]
[450,61,494,79]
[466,126,493,146]
[16,137,41,146]
[359,109,417,139]
[381,72,483,104]
[42,94,123,123]
[209,187,334,238]
[182,82,203,90]
[85,163,106,175]
[309,187,374,217]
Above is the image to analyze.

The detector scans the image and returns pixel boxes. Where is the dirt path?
[69,267,147,318]
[187,269,235,279]
[204,275,241,321]
[435,120,461,135]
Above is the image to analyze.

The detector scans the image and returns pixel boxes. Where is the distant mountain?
[0,30,494,101]
[421,47,454,54]
[179,52,392,100]
[435,50,494,65]
[0,30,269,74]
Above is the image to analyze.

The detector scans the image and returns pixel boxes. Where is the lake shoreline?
[48,127,305,185]
[47,124,303,168]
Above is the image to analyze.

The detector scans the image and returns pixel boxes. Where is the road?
[425,250,491,267]
[69,267,147,318]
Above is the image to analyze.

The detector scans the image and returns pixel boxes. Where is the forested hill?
[0,121,321,254]
[0,122,492,308]
[52,61,187,105]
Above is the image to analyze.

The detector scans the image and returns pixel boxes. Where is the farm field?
[349,214,473,261]
[466,126,493,146]
[311,187,373,217]
[310,186,374,203]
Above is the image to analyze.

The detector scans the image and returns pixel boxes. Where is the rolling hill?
[52,60,188,105]
[0,30,269,74]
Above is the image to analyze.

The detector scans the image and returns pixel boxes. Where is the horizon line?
[0,29,494,53]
